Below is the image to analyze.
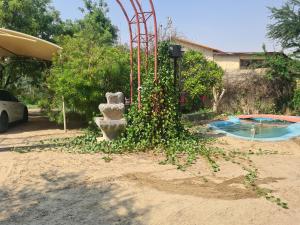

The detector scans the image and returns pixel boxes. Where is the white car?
[0,90,28,132]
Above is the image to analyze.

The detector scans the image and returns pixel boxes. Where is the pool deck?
[238,114,300,123]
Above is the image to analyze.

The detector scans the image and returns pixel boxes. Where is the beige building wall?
[213,55,267,72]
[213,55,240,71]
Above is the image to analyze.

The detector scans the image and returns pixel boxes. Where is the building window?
[240,59,265,69]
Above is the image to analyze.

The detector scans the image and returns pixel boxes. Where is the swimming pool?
[209,117,300,141]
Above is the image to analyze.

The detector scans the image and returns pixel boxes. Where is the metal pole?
[134,0,149,72]
[149,0,158,82]
[62,96,67,133]
[174,58,178,91]
[130,0,142,109]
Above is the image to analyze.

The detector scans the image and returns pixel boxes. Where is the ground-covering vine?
[219,148,289,209]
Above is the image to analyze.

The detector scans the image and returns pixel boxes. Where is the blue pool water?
[210,117,300,141]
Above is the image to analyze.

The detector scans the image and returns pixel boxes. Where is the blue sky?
[52,0,285,52]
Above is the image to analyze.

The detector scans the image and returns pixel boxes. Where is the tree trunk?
[213,87,226,113]
[213,102,218,113]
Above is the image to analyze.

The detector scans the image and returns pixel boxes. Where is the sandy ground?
[0,109,83,149]
[0,135,300,225]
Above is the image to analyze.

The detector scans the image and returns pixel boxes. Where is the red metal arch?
[115,0,158,108]
[134,0,149,71]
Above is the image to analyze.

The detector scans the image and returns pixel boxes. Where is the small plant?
[244,167,258,188]
[102,155,113,163]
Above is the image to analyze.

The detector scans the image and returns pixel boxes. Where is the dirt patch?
[123,173,285,200]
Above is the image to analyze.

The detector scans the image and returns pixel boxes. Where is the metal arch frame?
[149,0,158,82]
[115,0,134,105]
[129,0,142,108]
[115,0,158,109]
[134,0,149,72]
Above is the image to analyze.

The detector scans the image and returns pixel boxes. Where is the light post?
[169,44,183,110]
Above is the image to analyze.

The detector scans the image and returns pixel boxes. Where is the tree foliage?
[0,57,50,98]
[46,36,130,122]
[76,0,118,44]
[268,0,300,58]
[264,52,300,81]
[0,0,64,42]
[266,1,300,112]
[43,0,127,123]
[0,0,118,99]
[182,50,224,98]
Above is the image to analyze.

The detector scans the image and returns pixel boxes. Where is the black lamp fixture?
[169,44,183,59]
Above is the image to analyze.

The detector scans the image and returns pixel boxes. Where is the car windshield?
[0,90,18,102]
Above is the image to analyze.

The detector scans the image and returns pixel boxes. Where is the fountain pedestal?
[94,92,127,141]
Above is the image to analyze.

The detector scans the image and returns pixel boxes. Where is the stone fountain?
[94,92,127,141]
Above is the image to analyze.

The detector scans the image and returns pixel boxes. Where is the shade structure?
[0,28,61,61]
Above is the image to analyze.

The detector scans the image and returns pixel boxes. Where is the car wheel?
[0,112,9,133]
[23,107,28,122]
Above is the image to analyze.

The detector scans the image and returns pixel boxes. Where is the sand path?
[0,137,300,225]
[0,109,83,150]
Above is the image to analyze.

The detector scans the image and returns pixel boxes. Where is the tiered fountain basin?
[94,92,127,141]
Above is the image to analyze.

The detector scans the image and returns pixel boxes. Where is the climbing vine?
[125,41,184,146]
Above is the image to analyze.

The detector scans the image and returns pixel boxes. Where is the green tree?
[0,57,49,94]
[268,0,300,58]
[43,0,126,123]
[181,50,224,112]
[0,0,64,42]
[77,0,118,44]
[264,52,300,81]
[0,0,118,109]
[267,1,300,113]
[45,37,130,123]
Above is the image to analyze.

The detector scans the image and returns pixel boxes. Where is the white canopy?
[0,28,61,61]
